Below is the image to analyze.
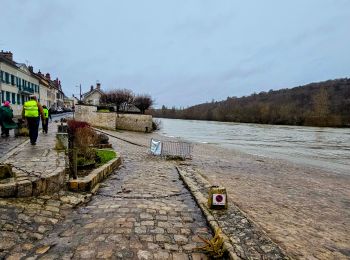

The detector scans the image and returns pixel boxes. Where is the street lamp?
[75,84,82,102]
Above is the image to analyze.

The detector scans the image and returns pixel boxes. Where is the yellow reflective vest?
[43,108,49,119]
[24,100,39,117]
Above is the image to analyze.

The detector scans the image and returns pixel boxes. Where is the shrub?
[134,94,153,114]
[97,134,109,144]
[67,120,90,135]
[152,119,162,131]
[74,127,99,160]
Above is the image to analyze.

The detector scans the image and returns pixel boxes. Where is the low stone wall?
[0,153,66,198]
[74,105,116,130]
[74,105,153,132]
[68,155,121,192]
[116,113,152,132]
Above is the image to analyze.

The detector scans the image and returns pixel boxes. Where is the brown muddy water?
[158,118,350,175]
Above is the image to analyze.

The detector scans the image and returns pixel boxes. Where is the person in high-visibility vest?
[41,105,52,134]
[22,95,44,145]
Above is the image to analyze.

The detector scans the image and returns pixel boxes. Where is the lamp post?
[75,84,82,102]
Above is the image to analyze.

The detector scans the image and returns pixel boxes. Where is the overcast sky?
[1,0,349,108]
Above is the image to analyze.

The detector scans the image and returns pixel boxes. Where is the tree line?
[99,89,153,114]
[149,78,350,127]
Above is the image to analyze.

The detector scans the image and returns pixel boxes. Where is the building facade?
[0,51,66,115]
[82,83,104,105]
[0,52,40,116]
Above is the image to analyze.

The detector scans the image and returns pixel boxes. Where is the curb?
[176,166,241,260]
[0,138,67,198]
[68,155,122,192]
[93,128,147,147]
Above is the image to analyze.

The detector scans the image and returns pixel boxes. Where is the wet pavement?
[0,132,27,162]
[1,129,211,259]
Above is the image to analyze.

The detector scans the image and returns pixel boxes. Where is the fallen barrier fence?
[150,138,193,159]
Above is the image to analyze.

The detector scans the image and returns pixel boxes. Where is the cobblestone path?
[0,133,27,162]
[0,192,91,259]
[11,134,211,259]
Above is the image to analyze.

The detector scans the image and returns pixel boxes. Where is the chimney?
[96,82,101,90]
[0,51,13,61]
[38,70,42,76]
[90,85,94,91]
[45,73,51,80]
[28,66,33,72]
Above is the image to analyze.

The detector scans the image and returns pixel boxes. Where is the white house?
[82,83,104,105]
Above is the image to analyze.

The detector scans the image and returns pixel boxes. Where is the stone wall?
[116,113,152,132]
[74,105,153,132]
[74,105,116,130]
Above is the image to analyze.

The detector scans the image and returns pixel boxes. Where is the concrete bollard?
[208,186,228,210]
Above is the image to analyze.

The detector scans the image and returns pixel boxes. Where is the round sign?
[215,194,223,203]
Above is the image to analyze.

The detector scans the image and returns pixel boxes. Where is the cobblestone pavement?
[1,130,212,259]
[0,192,92,259]
[0,131,27,162]
[4,123,64,177]
[1,123,66,197]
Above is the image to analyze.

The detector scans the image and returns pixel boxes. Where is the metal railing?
[150,138,193,159]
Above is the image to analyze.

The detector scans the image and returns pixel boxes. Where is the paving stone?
[172,253,190,260]
[154,251,171,260]
[141,220,155,226]
[174,234,188,245]
[6,253,27,260]
[192,253,209,260]
[96,248,113,259]
[35,245,50,254]
[164,243,179,251]
[0,128,212,259]
[137,250,153,260]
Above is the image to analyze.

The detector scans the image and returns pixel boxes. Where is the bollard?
[208,186,228,210]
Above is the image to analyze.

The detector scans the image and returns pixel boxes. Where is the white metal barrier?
[150,138,193,159]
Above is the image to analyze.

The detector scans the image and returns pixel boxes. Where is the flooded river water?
[158,118,350,175]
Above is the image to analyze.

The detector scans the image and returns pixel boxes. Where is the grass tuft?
[96,149,117,166]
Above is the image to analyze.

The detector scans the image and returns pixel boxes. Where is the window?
[1,91,4,103]
[0,71,5,83]
[6,91,10,102]
[11,75,15,85]
[17,94,21,104]
[5,72,10,84]
[12,93,15,104]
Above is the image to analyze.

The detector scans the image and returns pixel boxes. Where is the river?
[157,118,350,175]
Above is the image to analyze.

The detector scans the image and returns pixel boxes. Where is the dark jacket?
[0,106,17,129]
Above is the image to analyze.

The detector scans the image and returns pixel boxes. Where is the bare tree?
[134,94,153,114]
[100,89,134,112]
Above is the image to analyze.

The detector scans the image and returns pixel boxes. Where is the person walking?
[0,101,17,137]
[22,95,44,145]
[41,105,52,134]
